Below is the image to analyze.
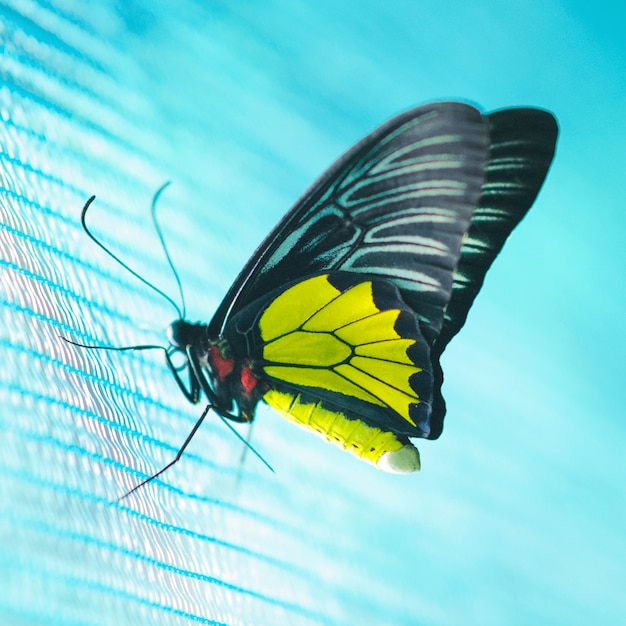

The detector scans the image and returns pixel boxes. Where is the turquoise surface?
[0,1,624,624]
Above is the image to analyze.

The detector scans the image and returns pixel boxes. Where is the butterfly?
[80,101,558,496]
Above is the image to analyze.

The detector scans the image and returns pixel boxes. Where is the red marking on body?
[208,345,234,381]
[240,364,258,398]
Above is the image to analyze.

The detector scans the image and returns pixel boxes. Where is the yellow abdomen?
[264,389,420,473]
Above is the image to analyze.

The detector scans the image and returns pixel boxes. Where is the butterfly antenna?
[60,336,166,354]
[150,182,187,319]
[81,193,183,318]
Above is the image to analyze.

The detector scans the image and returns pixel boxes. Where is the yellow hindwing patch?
[259,274,340,341]
[259,274,422,426]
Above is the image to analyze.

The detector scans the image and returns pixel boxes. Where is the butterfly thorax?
[206,340,268,421]
[168,319,267,421]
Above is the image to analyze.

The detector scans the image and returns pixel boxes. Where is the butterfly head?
[167,319,205,352]
[166,319,232,390]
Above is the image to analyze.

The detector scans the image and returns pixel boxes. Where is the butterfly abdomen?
[264,388,421,473]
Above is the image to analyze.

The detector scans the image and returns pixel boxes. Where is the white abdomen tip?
[377,444,421,473]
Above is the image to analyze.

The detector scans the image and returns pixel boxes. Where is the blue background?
[0,1,624,624]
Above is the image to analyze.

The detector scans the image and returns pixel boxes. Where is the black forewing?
[426,107,558,439]
[435,108,559,352]
[209,102,491,343]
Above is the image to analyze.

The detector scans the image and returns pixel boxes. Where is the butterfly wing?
[209,102,492,342]
[227,272,434,436]
[437,108,559,351]
[427,108,558,437]
[225,271,434,472]
[213,101,557,449]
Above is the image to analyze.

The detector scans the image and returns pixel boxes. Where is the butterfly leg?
[164,347,201,403]
[118,402,213,501]
[183,347,273,472]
